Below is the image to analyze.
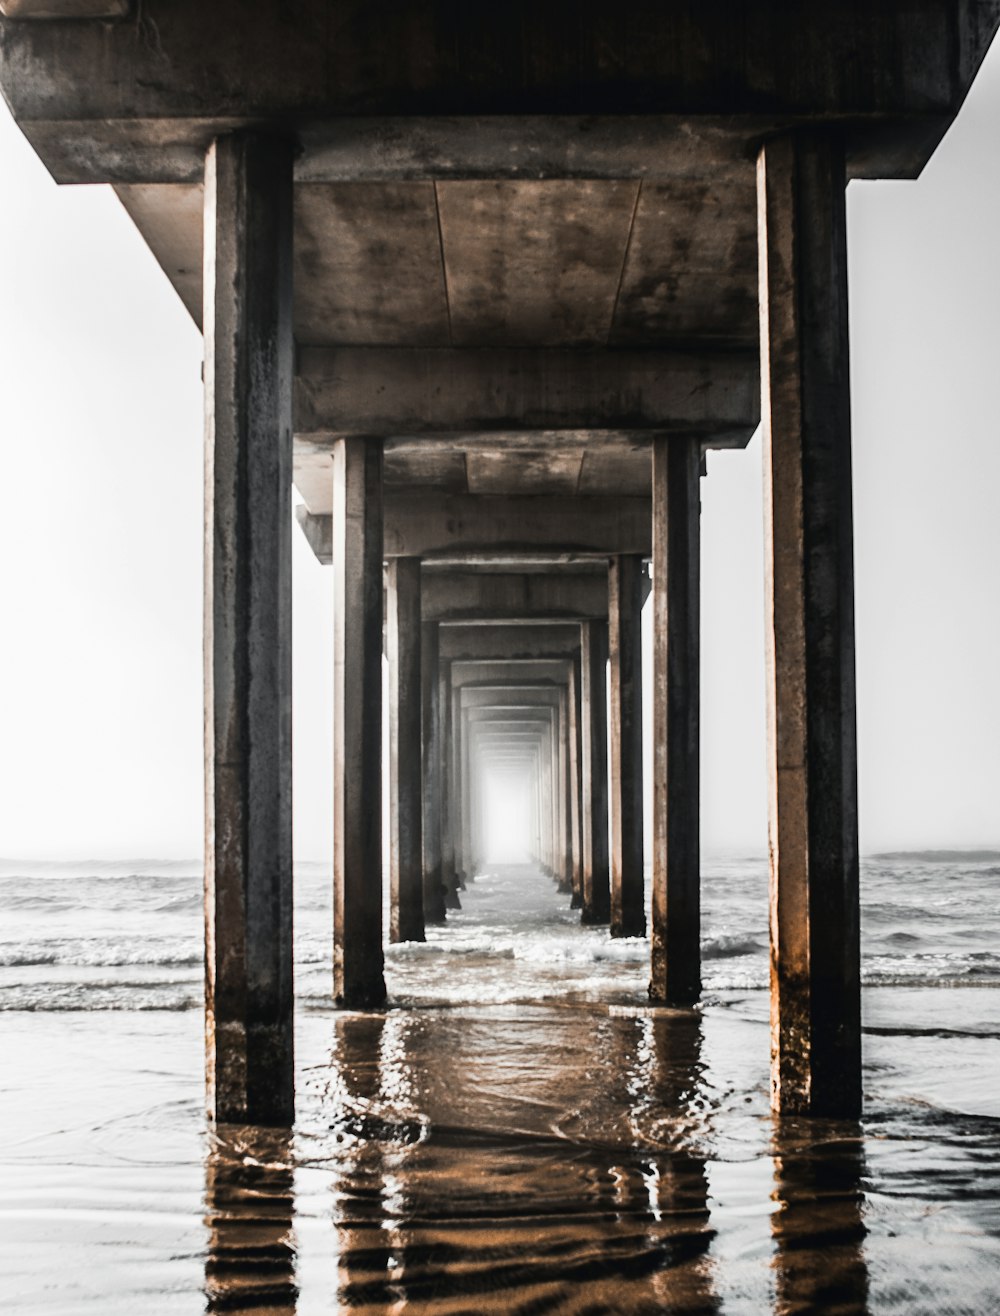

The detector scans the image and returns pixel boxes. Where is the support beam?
[386,558,425,943]
[421,621,447,924]
[650,437,702,1004]
[203,132,294,1126]
[757,132,860,1118]
[608,555,646,938]
[419,569,607,625]
[296,494,652,562]
[580,620,611,924]
[333,437,386,1007]
[295,347,757,438]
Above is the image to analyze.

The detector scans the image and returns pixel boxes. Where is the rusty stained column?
[421,621,447,924]
[758,131,861,1117]
[580,620,611,924]
[203,132,294,1126]
[387,558,425,943]
[332,437,386,1008]
[650,438,702,1004]
[608,555,646,937]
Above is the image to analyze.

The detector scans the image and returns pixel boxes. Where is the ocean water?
[1,855,999,1313]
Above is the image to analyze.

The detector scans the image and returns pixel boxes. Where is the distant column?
[758,132,861,1117]
[650,438,702,1004]
[609,555,646,937]
[332,437,386,1008]
[567,669,583,908]
[555,689,572,894]
[203,132,294,1126]
[580,620,611,924]
[387,558,425,944]
[421,622,447,924]
[438,660,461,908]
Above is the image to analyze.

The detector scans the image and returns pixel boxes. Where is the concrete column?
[580,620,611,924]
[757,132,860,1117]
[438,660,461,908]
[650,438,702,1004]
[203,132,294,1126]
[449,682,468,889]
[568,656,584,909]
[332,437,386,1008]
[421,622,447,924]
[387,558,425,944]
[459,702,474,880]
[555,688,572,893]
[608,554,646,937]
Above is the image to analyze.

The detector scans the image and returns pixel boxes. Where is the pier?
[2,0,998,1131]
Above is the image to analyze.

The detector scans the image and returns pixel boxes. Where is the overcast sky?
[1,44,998,861]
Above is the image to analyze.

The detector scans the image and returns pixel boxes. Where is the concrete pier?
[7,1,995,1126]
[332,438,386,1008]
[203,132,294,1127]
[386,558,425,944]
[757,134,861,1118]
[650,438,702,1004]
[608,555,646,939]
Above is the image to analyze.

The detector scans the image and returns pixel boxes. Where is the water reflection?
[203,1124,298,1313]
[770,1120,869,1315]
[324,1006,721,1313]
[197,1008,873,1313]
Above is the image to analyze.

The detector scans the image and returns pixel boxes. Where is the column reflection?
[770,1120,869,1315]
[642,1009,721,1315]
[323,1004,725,1313]
[331,1012,410,1310]
[203,1124,298,1313]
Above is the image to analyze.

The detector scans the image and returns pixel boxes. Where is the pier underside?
[2,0,998,1124]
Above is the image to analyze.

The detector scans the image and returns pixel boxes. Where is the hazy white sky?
[1,45,998,860]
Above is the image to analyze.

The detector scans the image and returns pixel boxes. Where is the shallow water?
[1,858,1000,1312]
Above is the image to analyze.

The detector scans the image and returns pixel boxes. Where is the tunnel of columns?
[3,1,996,1137]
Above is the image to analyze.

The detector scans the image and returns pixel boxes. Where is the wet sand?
[2,866,999,1313]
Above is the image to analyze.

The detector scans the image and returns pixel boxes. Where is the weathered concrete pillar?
[555,687,572,893]
[567,664,583,908]
[421,622,447,924]
[758,132,861,1117]
[332,437,386,1008]
[459,701,474,880]
[650,438,702,1004]
[203,132,294,1126]
[387,558,425,944]
[608,555,646,937]
[580,620,611,924]
[438,660,461,908]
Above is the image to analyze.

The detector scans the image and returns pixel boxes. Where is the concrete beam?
[203,133,294,1127]
[296,494,651,561]
[294,347,758,439]
[440,624,582,665]
[0,0,126,14]
[4,4,994,183]
[758,133,861,1118]
[420,570,606,624]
